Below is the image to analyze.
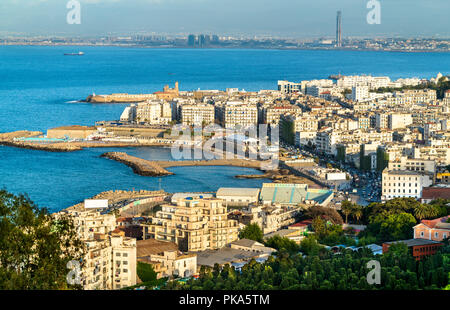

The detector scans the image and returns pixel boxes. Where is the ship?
[64,52,84,56]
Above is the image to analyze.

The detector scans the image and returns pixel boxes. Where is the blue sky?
[0,0,449,37]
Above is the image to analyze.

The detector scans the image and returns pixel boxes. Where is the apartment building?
[57,207,137,290]
[388,113,413,130]
[263,104,300,126]
[315,128,340,155]
[136,100,172,125]
[111,234,137,290]
[388,157,436,175]
[216,103,258,129]
[351,86,369,102]
[381,169,433,201]
[413,146,450,165]
[278,80,302,94]
[179,104,215,126]
[280,114,319,146]
[375,113,389,129]
[142,198,239,252]
[389,89,437,105]
[337,75,391,90]
[357,116,371,130]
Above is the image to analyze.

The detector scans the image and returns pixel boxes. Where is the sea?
[0,45,448,211]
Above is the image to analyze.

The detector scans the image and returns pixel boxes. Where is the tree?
[239,223,263,243]
[414,204,429,220]
[0,190,85,289]
[414,204,438,220]
[306,205,343,225]
[353,206,363,223]
[341,200,354,224]
[265,235,300,254]
[300,235,324,256]
[379,213,417,241]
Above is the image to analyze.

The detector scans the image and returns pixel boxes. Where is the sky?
[0,0,449,38]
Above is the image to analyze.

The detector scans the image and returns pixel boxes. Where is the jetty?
[101,152,174,176]
[101,151,273,177]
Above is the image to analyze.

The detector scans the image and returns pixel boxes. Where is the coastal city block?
[2,71,448,290]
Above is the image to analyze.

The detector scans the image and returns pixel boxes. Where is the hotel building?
[142,198,239,252]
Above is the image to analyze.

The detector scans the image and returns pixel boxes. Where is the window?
[435,232,439,238]
[420,231,424,237]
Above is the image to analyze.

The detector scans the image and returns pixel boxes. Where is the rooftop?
[137,239,178,257]
[421,187,450,200]
[230,238,263,248]
[49,125,96,131]
[217,187,260,197]
[264,229,300,239]
[418,216,450,230]
[196,247,263,267]
[384,238,443,247]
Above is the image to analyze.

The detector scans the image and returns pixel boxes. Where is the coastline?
[1,43,449,53]
[0,139,172,152]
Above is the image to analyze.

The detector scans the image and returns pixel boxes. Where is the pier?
[101,151,272,177]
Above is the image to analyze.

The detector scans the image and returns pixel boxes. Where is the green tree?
[0,190,85,289]
[300,235,324,256]
[239,223,264,242]
[353,206,363,223]
[341,200,354,224]
[265,236,300,254]
[379,213,417,241]
[137,262,157,283]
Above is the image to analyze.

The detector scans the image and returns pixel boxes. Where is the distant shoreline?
[1,43,449,53]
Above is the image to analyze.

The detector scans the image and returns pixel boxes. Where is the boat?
[64,52,84,56]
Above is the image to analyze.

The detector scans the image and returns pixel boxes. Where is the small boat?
[64,52,84,56]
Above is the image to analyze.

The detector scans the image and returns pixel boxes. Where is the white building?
[388,113,413,130]
[180,104,215,126]
[136,100,172,125]
[351,86,369,102]
[381,169,433,201]
[217,103,258,129]
[57,207,137,290]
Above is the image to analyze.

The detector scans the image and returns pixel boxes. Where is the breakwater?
[101,151,272,177]
[101,152,174,177]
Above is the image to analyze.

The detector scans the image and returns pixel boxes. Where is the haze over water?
[0,46,448,211]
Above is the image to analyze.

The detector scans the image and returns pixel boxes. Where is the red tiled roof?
[421,187,450,200]
[116,217,133,223]
[290,219,313,227]
[421,216,450,229]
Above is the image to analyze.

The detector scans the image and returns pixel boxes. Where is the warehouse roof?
[216,187,260,197]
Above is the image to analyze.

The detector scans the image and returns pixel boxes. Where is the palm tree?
[424,205,438,219]
[414,204,428,220]
[341,201,353,224]
[354,206,363,224]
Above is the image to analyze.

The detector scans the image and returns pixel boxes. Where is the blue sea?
[0,46,448,211]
